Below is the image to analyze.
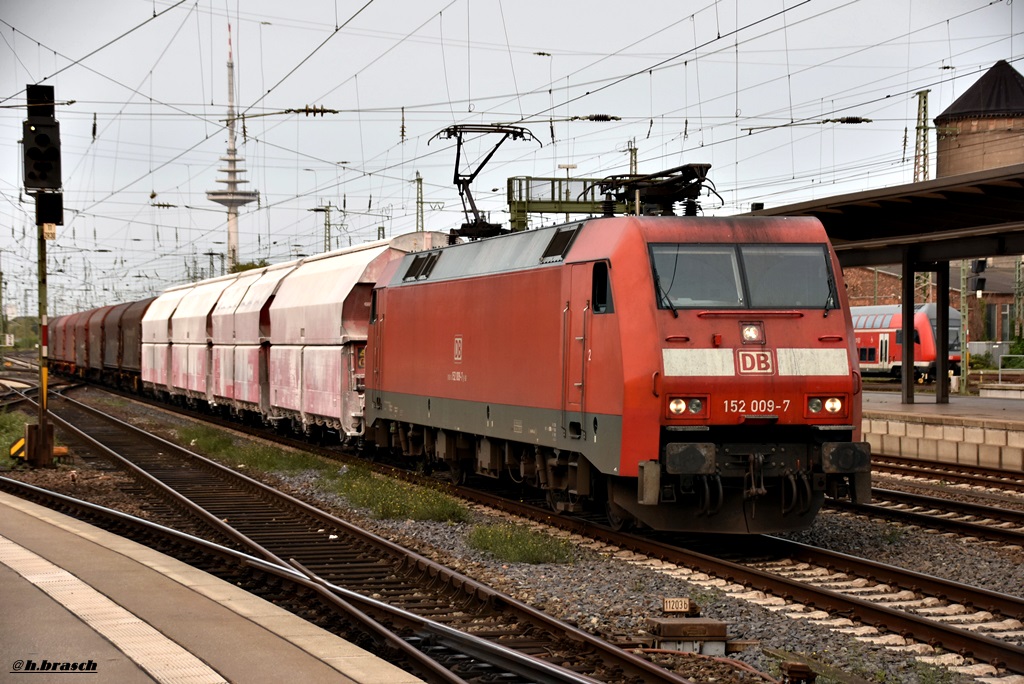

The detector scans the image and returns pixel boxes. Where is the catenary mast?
[207,24,258,272]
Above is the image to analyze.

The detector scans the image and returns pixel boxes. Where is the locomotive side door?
[562,263,590,440]
[368,288,385,410]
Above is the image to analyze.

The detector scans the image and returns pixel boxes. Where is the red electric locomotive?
[366,215,871,534]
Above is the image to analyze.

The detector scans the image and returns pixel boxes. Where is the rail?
[19,389,695,684]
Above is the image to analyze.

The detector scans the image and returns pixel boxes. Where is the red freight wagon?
[102,302,134,372]
[85,305,116,379]
[50,312,80,373]
[118,297,154,385]
[366,216,871,534]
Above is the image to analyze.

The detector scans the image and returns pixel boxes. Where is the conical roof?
[935,60,1024,122]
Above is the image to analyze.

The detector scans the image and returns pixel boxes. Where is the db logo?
[453,335,463,363]
[738,350,774,374]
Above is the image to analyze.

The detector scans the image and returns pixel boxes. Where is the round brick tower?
[935,60,1024,178]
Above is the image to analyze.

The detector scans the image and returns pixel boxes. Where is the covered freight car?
[208,264,292,417]
[264,232,449,437]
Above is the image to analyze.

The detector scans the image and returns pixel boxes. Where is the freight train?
[851,303,962,381]
[51,215,871,534]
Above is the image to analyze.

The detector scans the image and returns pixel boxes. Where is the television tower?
[207,23,258,271]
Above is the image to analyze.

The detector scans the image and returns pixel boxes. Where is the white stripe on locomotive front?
[662,348,850,377]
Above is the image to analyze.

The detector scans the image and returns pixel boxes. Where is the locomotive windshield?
[650,243,837,310]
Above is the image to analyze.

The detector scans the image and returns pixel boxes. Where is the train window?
[403,251,440,281]
[649,244,743,308]
[540,226,579,262]
[895,330,921,345]
[592,262,613,313]
[740,244,836,309]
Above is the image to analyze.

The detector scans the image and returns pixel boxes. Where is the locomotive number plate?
[722,399,790,414]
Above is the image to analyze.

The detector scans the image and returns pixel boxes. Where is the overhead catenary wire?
[0,0,1015,310]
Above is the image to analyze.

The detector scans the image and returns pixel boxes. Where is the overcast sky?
[1,0,1019,315]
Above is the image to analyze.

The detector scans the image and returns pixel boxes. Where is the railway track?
[26,391,697,684]
[37,384,1024,680]
[443,485,1024,678]
[0,476,573,684]
[871,454,1024,494]
[829,488,1024,546]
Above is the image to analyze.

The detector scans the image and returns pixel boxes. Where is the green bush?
[0,410,26,469]
[467,522,575,564]
[969,351,994,370]
[1004,338,1024,368]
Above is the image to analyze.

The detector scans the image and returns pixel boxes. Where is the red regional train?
[51,215,871,535]
[850,303,962,381]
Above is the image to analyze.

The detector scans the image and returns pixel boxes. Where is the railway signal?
[970,258,986,292]
[22,119,62,191]
[22,83,61,467]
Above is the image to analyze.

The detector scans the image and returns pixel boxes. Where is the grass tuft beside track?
[467,522,575,565]
[0,410,26,469]
[178,424,471,523]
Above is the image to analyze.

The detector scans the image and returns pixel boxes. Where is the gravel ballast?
[7,390,1023,683]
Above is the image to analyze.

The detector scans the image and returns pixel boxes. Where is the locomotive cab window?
[740,244,836,309]
[649,243,837,310]
[592,261,613,313]
[650,245,742,308]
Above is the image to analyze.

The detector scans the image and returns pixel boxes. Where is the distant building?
[844,61,1024,342]
[935,60,1024,176]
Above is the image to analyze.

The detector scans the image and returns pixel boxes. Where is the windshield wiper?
[824,270,838,318]
[652,267,678,318]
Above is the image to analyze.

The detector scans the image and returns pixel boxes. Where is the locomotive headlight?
[808,398,823,413]
[741,323,763,343]
[825,397,843,413]
[668,397,705,417]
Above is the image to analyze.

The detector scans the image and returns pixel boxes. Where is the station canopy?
[747,162,1024,268]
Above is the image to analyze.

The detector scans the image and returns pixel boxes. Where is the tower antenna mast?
[207,23,259,271]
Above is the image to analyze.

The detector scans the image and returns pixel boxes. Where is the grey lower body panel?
[368,391,625,474]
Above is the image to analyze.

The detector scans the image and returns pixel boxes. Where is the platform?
[862,391,1024,472]
[0,491,423,684]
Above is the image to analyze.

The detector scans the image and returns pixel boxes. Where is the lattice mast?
[913,90,931,182]
[914,90,931,302]
[207,23,259,271]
